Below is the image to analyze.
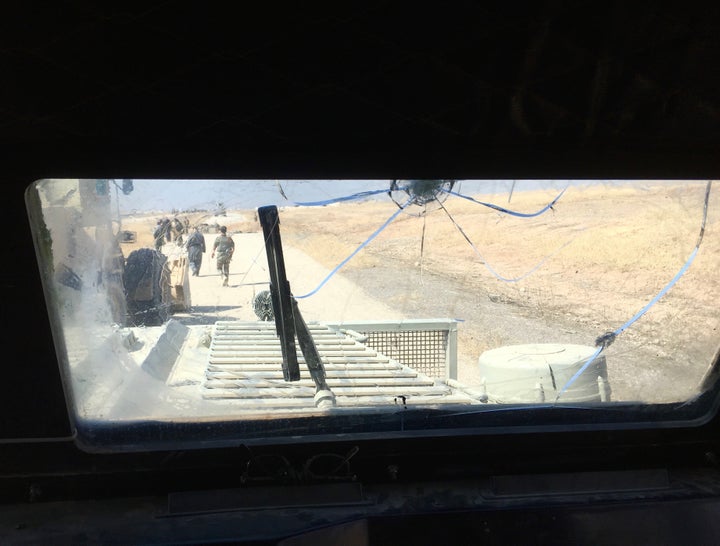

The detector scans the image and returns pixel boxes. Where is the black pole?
[256,206,335,406]
[257,205,300,381]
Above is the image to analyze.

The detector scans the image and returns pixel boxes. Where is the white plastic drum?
[478,344,611,403]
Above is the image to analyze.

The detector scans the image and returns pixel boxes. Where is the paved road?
[170,233,403,327]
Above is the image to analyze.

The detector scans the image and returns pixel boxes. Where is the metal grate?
[201,321,476,409]
[324,319,458,380]
[361,330,449,379]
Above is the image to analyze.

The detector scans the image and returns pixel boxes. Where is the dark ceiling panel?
[1,2,720,165]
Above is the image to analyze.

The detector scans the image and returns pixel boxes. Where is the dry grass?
[117,182,720,401]
[278,182,720,353]
[121,184,720,334]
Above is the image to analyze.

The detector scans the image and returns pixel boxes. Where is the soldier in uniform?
[172,216,185,245]
[153,219,166,251]
[211,226,235,286]
[185,226,206,276]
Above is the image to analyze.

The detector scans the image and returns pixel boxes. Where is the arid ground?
[120,182,720,403]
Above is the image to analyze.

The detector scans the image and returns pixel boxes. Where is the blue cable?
[614,247,699,337]
[294,199,411,299]
[557,247,701,400]
[438,199,572,283]
[287,187,394,207]
[440,186,567,217]
[277,181,408,207]
[280,181,566,216]
[556,181,712,401]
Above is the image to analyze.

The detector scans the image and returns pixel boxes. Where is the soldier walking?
[185,226,206,276]
[211,226,235,286]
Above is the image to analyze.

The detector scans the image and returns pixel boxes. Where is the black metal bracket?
[258,205,300,381]
[257,206,333,403]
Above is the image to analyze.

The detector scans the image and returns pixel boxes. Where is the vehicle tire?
[253,290,274,321]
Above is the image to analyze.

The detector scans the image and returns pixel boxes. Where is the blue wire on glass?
[294,198,412,299]
[555,181,713,401]
[440,185,568,218]
[279,180,565,216]
[285,187,395,207]
[438,199,573,283]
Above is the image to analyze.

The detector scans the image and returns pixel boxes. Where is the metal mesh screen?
[360,329,449,379]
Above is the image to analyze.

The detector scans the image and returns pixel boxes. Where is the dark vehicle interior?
[5,3,720,544]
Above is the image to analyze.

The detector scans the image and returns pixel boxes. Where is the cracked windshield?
[27,179,720,425]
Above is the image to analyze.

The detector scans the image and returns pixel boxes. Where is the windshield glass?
[26,179,720,448]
